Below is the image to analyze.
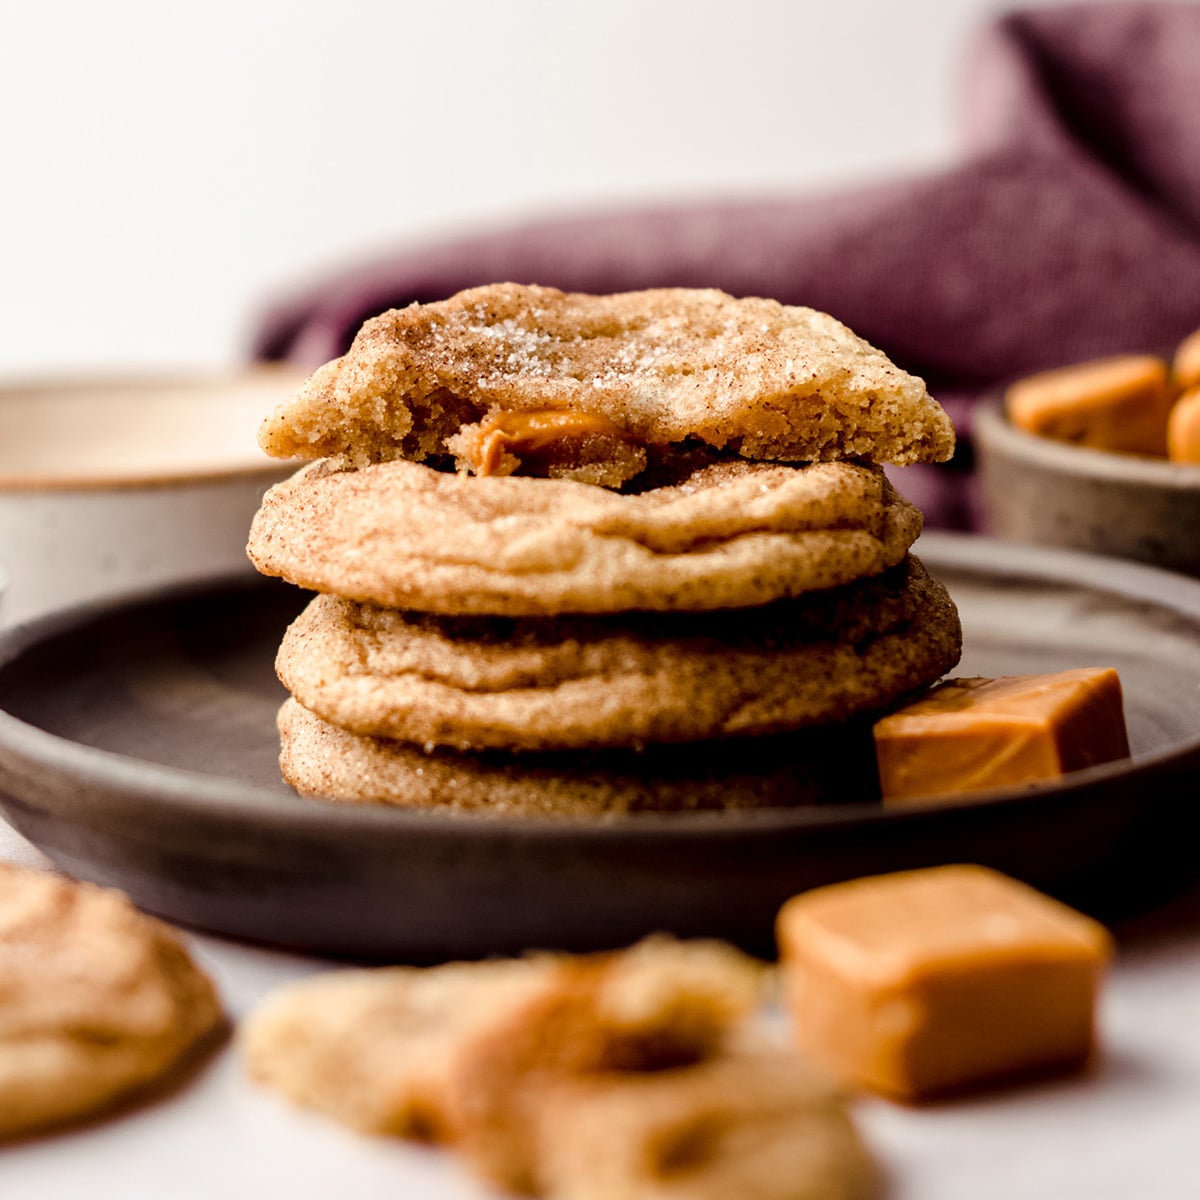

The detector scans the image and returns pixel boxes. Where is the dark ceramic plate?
[1,533,1198,961]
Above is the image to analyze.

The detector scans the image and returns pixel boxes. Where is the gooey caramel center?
[459,409,628,476]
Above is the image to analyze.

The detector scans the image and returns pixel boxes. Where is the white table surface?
[3,813,1199,1199]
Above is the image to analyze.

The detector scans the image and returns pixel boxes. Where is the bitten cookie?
[247,457,923,615]
[242,956,561,1140]
[257,283,953,477]
[435,940,870,1197]
[0,865,224,1141]
[243,934,874,1198]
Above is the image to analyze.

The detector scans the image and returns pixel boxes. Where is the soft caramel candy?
[873,669,1129,803]
[1006,355,1172,456]
[1174,328,1200,391]
[1167,385,1200,464]
[776,865,1114,1101]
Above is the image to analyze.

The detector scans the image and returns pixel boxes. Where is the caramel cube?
[1006,355,1172,456]
[1173,327,1200,392]
[776,865,1114,1101]
[1167,385,1200,464]
[873,669,1130,804]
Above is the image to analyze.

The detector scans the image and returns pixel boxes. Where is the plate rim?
[1,531,1199,841]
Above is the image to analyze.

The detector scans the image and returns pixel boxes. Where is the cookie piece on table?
[257,284,954,479]
[242,956,561,1141]
[275,698,884,816]
[535,1049,876,1200]
[440,936,764,1192]
[247,458,923,616]
[0,865,224,1141]
[276,556,960,751]
[242,936,760,1154]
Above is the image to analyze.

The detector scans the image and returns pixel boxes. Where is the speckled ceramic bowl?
[0,369,305,626]
[974,394,1200,577]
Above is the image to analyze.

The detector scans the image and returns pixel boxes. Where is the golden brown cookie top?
[258,284,954,476]
[247,458,923,615]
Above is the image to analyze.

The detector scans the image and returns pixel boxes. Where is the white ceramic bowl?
[0,368,306,626]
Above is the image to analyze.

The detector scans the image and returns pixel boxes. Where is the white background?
[0,0,1073,375]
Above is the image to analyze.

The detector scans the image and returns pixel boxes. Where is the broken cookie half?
[242,936,876,1199]
[257,283,954,484]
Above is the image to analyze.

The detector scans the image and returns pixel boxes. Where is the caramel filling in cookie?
[447,407,647,486]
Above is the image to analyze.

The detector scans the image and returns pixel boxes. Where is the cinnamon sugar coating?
[276,556,960,751]
[258,284,954,478]
[247,458,923,616]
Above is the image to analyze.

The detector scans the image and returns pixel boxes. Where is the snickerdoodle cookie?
[276,698,882,816]
[243,937,760,1142]
[0,864,224,1141]
[245,934,875,1198]
[276,556,960,751]
[257,284,954,478]
[247,457,923,616]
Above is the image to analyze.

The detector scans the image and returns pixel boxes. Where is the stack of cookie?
[247,285,961,816]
